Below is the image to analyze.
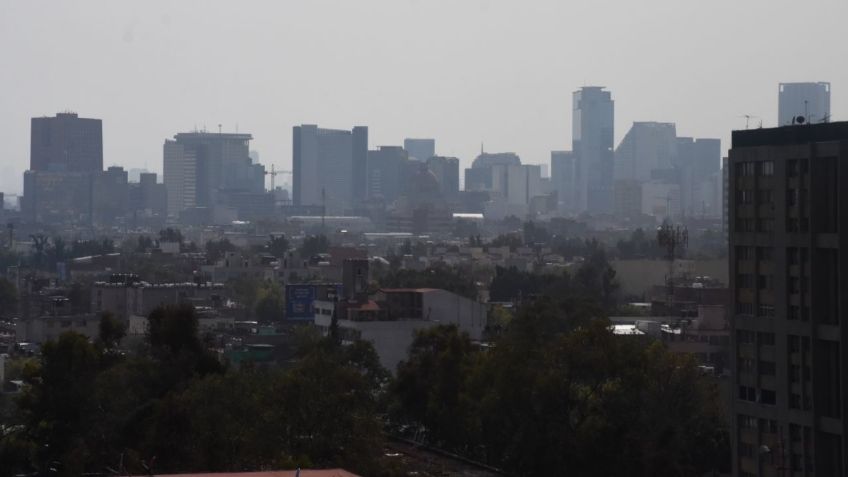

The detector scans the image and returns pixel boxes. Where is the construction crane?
[264,164,292,191]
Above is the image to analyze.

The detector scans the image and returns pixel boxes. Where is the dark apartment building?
[730,122,848,476]
[30,112,103,172]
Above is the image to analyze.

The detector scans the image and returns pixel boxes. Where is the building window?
[787,247,799,265]
[757,247,773,261]
[757,304,775,318]
[737,189,754,204]
[736,218,755,232]
[760,161,775,176]
[737,330,756,344]
[739,385,756,402]
[739,442,755,459]
[738,357,755,374]
[739,414,757,429]
[760,389,776,405]
[757,274,773,290]
[758,332,775,346]
[737,162,756,177]
[757,189,774,205]
[736,302,754,315]
[759,419,778,433]
[737,246,754,260]
[757,218,774,233]
[737,274,754,288]
[787,218,799,233]
[787,188,798,206]
[787,160,799,177]
[789,335,801,353]
[789,364,801,383]
[759,360,776,376]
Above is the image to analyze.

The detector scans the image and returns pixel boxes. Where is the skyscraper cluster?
[21,112,167,226]
[11,81,834,232]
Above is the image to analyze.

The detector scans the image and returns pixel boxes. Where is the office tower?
[138,172,167,216]
[609,122,721,220]
[614,122,678,183]
[551,151,576,213]
[163,139,197,216]
[352,127,369,203]
[722,157,729,241]
[292,125,368,214]
[162,131,256,218]
[464,152,521,191]
[729,121,848,476]
[778,82,831,126]
[171,132,253,206]
[30,112,103,172]
[676,137,721,217]
[92,166,129,225]
[21,170,91,224]
[404,138,436,162]
[367,146,410,204]
[426,156,460,199]
[491,163,543,207]
[572,87,614,214]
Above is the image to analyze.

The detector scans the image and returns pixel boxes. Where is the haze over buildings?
[1,1,847,195]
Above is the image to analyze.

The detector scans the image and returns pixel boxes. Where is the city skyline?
[1,1,847,195]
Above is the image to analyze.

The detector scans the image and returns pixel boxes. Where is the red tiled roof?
[149,470,359,477]
[351,300,381,311]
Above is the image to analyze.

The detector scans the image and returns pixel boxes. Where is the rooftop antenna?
[740,114,758,129]
[218,124,222,134]
[804,100,809,124]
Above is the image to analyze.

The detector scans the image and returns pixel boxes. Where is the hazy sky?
[1,0,846,194]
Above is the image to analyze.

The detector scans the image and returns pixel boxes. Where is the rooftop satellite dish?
[795,115,806,124]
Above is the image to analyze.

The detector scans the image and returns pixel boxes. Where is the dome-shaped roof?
[412,164,441,194]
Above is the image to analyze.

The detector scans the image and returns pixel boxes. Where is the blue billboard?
[285,284,316,320]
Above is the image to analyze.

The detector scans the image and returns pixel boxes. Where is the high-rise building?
[729,121,848,476]
[614,122,678,183]
[163,140,197,217]
[91,166,129,225]
[30,112,103,172]
[426,156,460,199]
[367,146,410,204]
[404,138,436,162]
[162,132,256,218]
[778,82,831,126]
[464,152,521,191]
[130,172,167,217]
[292,125,368,214]
[551,151,576,213]
[676,136,721,217]
[610,122,721,220]
[573,87,614,214]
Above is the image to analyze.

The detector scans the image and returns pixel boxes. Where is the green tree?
[205,238,237,263]
[97,311,126,349]
[299,234,329,258]
[267,234,290,258]
[146,304,224,382]
[16,332,101,476]
[394,325,478,448]
[380,263,477,299]
[254,281,284,322]
[158,228,183,243]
